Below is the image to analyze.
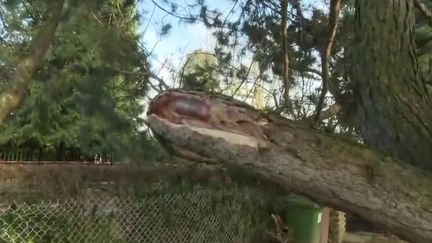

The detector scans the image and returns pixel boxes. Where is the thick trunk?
[146,90,432,243]
[0,0,65,125]
[352,0,432,170]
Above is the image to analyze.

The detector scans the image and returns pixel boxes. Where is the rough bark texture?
[0,0,65,125]
[146,89,432,243]
[352,0,432,171]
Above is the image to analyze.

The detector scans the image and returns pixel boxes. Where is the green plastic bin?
[284,194,323,243]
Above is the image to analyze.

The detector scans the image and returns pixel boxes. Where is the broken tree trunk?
[146,89,432,243]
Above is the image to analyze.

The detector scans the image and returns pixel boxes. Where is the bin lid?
[284,194,321,208]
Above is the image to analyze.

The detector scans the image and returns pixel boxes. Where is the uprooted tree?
[146,1,432,242]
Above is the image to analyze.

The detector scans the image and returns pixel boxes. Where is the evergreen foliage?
[180,49,220,92]
[0,0,162,161]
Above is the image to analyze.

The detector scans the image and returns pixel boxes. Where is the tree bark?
[314,0,341,124]
[280,0,290,107]
[0,0,65,125]
[352,0,432,171]
[146,89,432,243]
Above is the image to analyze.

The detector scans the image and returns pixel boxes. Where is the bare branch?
[149,72,170,90]
[304,68,322,77]
[259,0,280,15]
[147,79,162,93]
[231,55,257,97]
[151,0,196,23]
[314,0,341,124]
[280,0,291,109]
[414,0,432,26]
[306,102,342,123]
[142,4,156,37]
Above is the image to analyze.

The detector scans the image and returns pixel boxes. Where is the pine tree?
[0,0,155,161]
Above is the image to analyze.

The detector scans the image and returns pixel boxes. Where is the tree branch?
[314,0,341,124]
[231,54,257,97]
[316,102,342,121]
[149,72,170,90]
[146,90,432,243]
[280,0,291,109]
[304,102,342,123]
[0,0,65,125]
[150,0,197,23]
[414,0,432,27]
[304,68,322,77]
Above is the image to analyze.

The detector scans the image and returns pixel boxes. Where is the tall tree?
[0,0,65,125]
[352,0,432,171]
[180,49,220,92]
[0,0,152,159]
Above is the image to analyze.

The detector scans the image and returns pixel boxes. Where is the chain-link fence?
[0,188,271,243]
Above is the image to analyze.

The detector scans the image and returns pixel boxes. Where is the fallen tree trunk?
[146,89,432,243]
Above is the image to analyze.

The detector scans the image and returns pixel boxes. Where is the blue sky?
[136,0,327,116]
[138,1,232,73]
[137,0,326,104]
[138,0,325,77]
[136,0,236,114]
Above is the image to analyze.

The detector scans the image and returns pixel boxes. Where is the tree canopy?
[0,0,157,161]
[180,49,220,92]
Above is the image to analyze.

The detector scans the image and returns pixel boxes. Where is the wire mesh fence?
[0,188,269,243]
